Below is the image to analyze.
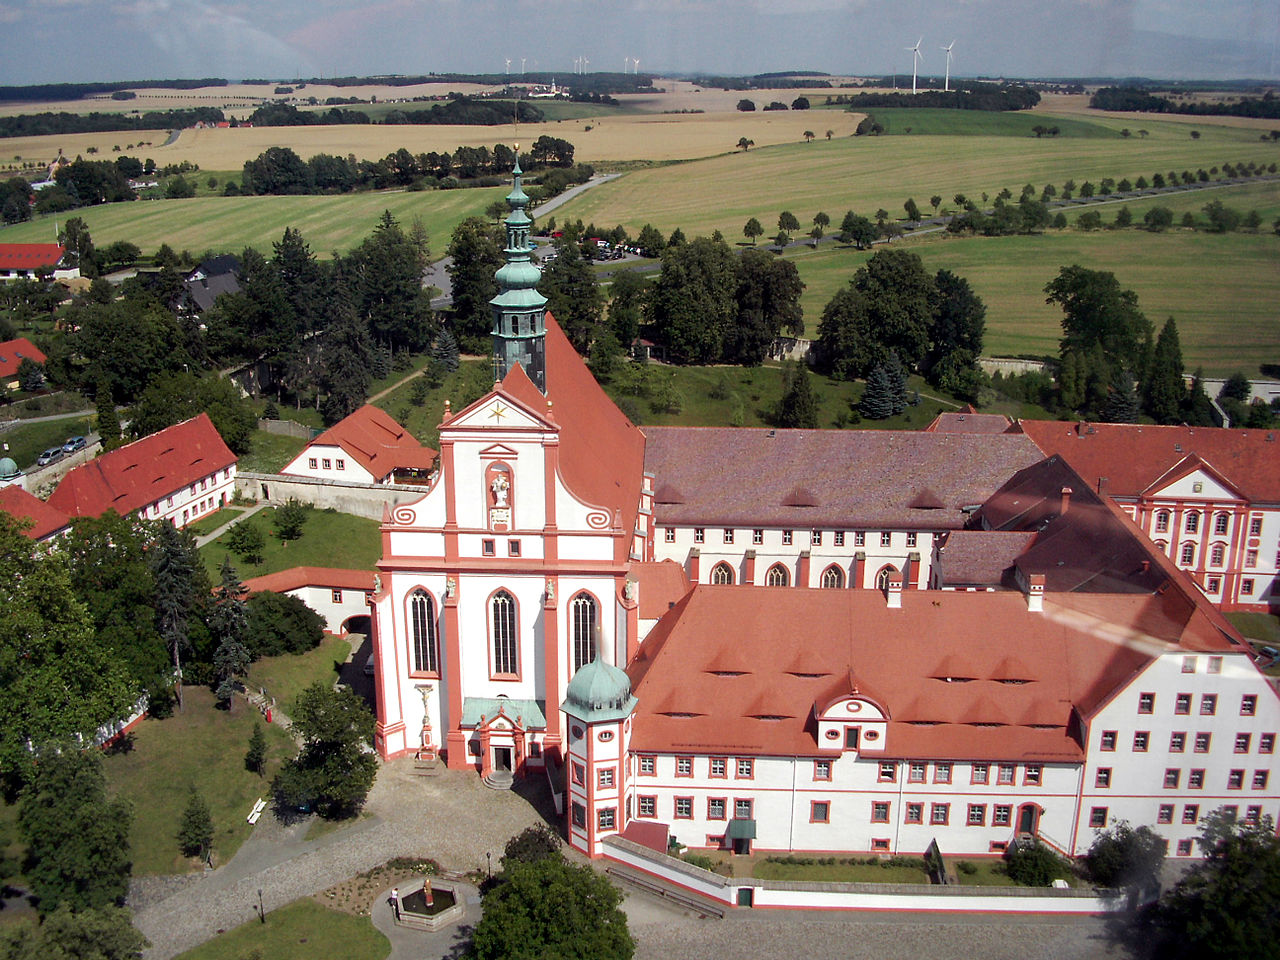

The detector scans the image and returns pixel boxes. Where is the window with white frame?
[782,530,793,545]
[1133,731,1149,752]
[967,804,986,826]
[1236,733,1252,754]
[638,755,656,775]
[821,566,844,589]
[676,757,692,776]
[1157,804,1174,824]
[972,764,989,784]
[752,529,763,544]
[1155,511,1169,533]
[1185,511,1199,533]
[1262,734,1276,754]
[694,528,704,543]
[906,532,917,548]
[879,761,896,782]
[1171,732,1186,752]
[993,805,1011,826]
[997,763,1015,785]
[710,562,734,585]
[638,795,656,817]
[491,590,518,676]
[834,531,845,546]
[410,590,438,674]
[1201,694,1217,716]
[854,531,866,547]
[905,803,923,824]
[1213,513,1229,534]
[665,528,675,542]
[1180,543,1195,565]
[723,528,734,544]
[930,803,949,825]
[708,798,726,820]
[870,801,889,823]
[570,593,597,672]
[814,760,831,780]
[598,767,615,788]
[1253,770,1269,790]
[811,801,830,823]
[1250,516,1263,536]
[880,531,892,547]
[1211,544,1225,565]
[1241,695,1257,716]
[734,798,753,819]
[1089,807,1108,828]
[811,529,822,546]
[736,758,754,778]
[674,797,692,818]
[710,757,727,778]
[1095,768,1112,788]
[765,564,789,587]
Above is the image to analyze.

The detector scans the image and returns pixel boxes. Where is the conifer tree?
[774,362,818,428]
[1183,368,1218,426]
[150,521,205,711]
[177,790,213,859]
[95,379,122,451]
[245,722,267,775]
[432,328,460,372]
[211,559,251,708]
[1143,317,1186,424]
[859,365,895,420]
[884,352,909,414]
[1102,369,1140,423]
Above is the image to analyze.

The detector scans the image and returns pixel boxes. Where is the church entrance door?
[494,747,512,772]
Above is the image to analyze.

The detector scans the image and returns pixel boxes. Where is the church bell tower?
[490,155,548,392]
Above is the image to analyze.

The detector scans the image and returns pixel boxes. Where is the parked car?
[62,436,86,453]
[36,447,64,466]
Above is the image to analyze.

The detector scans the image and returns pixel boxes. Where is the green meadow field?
[784,228,1279,375]
[0,185,507,256]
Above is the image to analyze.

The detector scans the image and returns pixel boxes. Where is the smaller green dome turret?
[562,656,637,724]
[0,457,19,482]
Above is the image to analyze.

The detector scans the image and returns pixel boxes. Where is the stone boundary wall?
[236,471,426,521]
[979,357,1052,376]
[602,835,1141,915]
[257,418,316,440]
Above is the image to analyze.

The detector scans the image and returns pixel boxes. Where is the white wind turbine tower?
[632,57,639,74]
[505,58,512,75]
[906,37,923,95]
[521,57,527,75]
[940,41,955,92]
[624,57,631,73]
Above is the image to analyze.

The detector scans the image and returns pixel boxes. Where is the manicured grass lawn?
[172,899,388,960]
[239,429,309,474]
[372,358,495,450]
[1226,612,1280,646]
[246,634,354,716]
[950,858,1019,886]
[199,507,382,580]
[0,415,95,471]
[752,857,930,884]
[788,229,1279,376]
[0,186,505,259]
[185,507,244,537]
[102,687,296,875]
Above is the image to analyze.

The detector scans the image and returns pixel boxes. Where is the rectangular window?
[736,758,754,779]
[1261,734,1275,754]
[335,459,344,470]
[507,539,521,556]
[598,807,616,831]
[879,761,897,783]
[734,798,753,820]
[906,532,917,548]
[1158,804,1174,824]
[1139,692,1155,714]
[934,762,953,784]
[723,528,734,544]
[811,530,822,546]
[328,589,342,605]
[1175,693,1192,715]
[1189,769,1204,789]
[782,530,793,545]
[1155,513,1169,533]
[707,798,726,820]
[1024,764,1043,786]
[1185,512,1199,533]
[675,757,692,777]
[1182,656,1198,674]
[674,797,693,819]
[811,801,830,824]
[854,531,866,547]
[871,801,890,823]
[881,531,892,547]
[834,531,845,547]
[598,767,615,789]
[997,763,1016,785]
[1183,805,1199,825]
[321,459,331,470]
[871,838,891,852]
[814,760,832,781]
[1100,731,1117,751]
[1089,807,1108,828]
[752,529,763,545]
[1247,805,1263,824]
[665,528,675,543]
[1207,576,1222,593]
[1246,549,1259,568]
[1253,770,1269,790]
[1242,578,1255,594]
[1250,516,1264,536]
[1171,732,1186,752]
[905,803,924,824]
[1176,839,1193,856]
[638,755,656,775]
[1195,732,1212,753]
[693,528,704,543]
[1164,769,1181,789]
[993,805,1012,826]
[909,762,927,783]
[482,539,495,556]
[1222,805,1238,820]
[572,803,586,829]
[1201,695,1217,716]
[638,795,656,818]
[1208,657,1222,675]
[968,804,986,826]
[971,764,990,785]
[930,803,950,826]
[571,762,586,786]
[1242,695,1258,717]
[307,458,318,470]
[1236,733,1252,754]
[1133,731,1150,752]
[1095,768,1112,788]
[709,757,727,779]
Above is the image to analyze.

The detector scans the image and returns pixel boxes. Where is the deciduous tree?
[271,682,377,819]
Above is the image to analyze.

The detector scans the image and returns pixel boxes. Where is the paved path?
[369,880,482,960]
[193,501,270,548]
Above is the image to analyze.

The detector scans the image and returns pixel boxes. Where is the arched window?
[876,565,899,591]
[570,593,597,672]
[765,564,790,587]
[1214,513,1230,535]
[1154,511,1170,533]
[491,590,518,676]
[1185,512,1199,534]
[710,562,734,585]
[821,565,844,589]
[1180,543,1195,566]
[1210,543,1225,566]
[410,590,438,674]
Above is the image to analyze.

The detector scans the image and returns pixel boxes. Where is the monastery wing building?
[371,164,1279,862]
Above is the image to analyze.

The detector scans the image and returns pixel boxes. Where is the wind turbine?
[505,58,512,75]
[520,57,527,75]
[906,37,923,95]
[940,41,955,92]
[632,57,640,74]
[624,56,631,73]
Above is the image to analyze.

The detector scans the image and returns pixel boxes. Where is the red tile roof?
[924,412,1015,434]
[0,337,47,380]
[0,485,70,540]
[48,413,236,519]
[643,428,1044,529]
[1017,420,1280,502]
[629,560,692,619]
[243,566,375,595]
[626,585,1176,762]
[0,244,65,273]
[301,405,437,480]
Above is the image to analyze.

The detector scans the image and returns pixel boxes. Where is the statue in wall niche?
[446,577,457,598]
[373,573,382,595]
[490,473,510,507]
[545,579,555,601]
[623,580,637,602]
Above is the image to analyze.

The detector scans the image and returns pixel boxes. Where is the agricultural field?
[1055,177,1280,225]
[784,226,1279,375]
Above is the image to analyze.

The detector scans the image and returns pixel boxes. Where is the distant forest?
[830,83,1041,112]
[1091,86,1280,119]
[0,79,227,103]
[0,108,225,138]
[248,99,545,127]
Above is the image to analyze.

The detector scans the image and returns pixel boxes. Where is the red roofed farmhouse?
[281,404,437,485]
[48,413,237,528]
[0,243,79,282]
[0,337,47,391]
[0,485,70,541]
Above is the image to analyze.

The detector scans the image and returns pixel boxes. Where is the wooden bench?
[246,798,267,825]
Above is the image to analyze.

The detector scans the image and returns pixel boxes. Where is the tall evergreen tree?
[1102,368,1140,423]
[446,216,503,354]
[95,379,122,451]
[151,521,205,710]
[320,296,375,425]
[210,559,251,707]
[774,362,818,428]
[884,352,909,414]
[540,226,604,354]
[272,227,325,335]
[346,211,437,352]
[859,365,896,420]
[431,328,460,372]
[1183,368,1219,426]
[177,790,213,859]
[1143,317,1186,424]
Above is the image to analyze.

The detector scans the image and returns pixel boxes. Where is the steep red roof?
[627,586,1170,762]
[1017,420,1280,503]
[0,485,70,540]
[48,414,236,519]
[925,412,1014,434]
[643,428,1043,529]
[628,560,692,619]
[0,337,47,380]
[0,244,65,272]
[298,405,436,480]
[243,566,375,595]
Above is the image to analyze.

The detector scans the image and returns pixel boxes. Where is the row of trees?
[1091,85,1280,120]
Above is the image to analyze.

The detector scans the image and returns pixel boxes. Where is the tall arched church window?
[765,564,790,587]
[710,562,734,585]
[821,565,844,589]
[571,593,597,672]
[410,590,438,674]
[492,590,518,675]
[876,566,899,591]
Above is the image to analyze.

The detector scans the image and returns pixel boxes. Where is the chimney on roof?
[1059,486,1072,515]
[886,571,903,609]
[1098,476,1109,495]
[1076,421,1088,436]
[1025,573,1045,613]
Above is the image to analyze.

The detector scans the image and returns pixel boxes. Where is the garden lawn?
[238,429,308,474]
[0,415,95,471]
[172,899,388,960]
[1226,612,1280,646]
[752,857,929,884]
[199,507,381,580]
[788,228,1279,376]
[950,858,1019,886]
[372,358,495,450]
[102,687,296,875]
[246,634,354,717]
[185,507,244,537]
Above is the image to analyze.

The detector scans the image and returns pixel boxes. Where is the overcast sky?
[1,0,1276,85]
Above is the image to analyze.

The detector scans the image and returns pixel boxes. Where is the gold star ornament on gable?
[488,402,508,422]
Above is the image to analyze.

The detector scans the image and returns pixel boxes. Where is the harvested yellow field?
[1,130,172,171]
[1033,92,1280,132]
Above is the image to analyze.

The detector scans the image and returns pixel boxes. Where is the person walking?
[389,886,400,920]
